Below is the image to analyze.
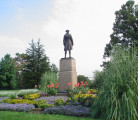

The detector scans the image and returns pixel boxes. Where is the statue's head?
[65,30,69,33]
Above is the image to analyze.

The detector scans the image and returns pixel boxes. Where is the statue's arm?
[70,35,74,46]
[63,36,65,46]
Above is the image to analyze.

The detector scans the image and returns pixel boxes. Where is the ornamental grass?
[92,47,138,120]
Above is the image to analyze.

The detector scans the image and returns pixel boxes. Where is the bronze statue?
[63,30,73,58]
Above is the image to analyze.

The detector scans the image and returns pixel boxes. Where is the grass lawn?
[0,111,100,120]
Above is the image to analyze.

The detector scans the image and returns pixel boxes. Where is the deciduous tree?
[103,0,138,68]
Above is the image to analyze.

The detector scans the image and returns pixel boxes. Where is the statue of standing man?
[63,30,74,58]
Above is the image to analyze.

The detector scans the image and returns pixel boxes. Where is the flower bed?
[23,93,40,100]
[44,105,91,117]
[1,98,37,105]
[0,97,9,102]
[0,103,35,112]
[35,96,68,104]
[0,84,97,117]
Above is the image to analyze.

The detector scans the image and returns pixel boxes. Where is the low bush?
[40,72,58,94]
[0,97,9,102]
[44,105,91,117]
[36,99,47,107]
[35,96,68,105]
[54,98,68,106]
[67,81,89,97]
[73,93,97,106]
[0,103,35,112]
[23,93,40,100]
[46,83,59,96]
[87,89,98,94]
[39,104,54,110]
[10,94,17,99]
[1,99,38,107]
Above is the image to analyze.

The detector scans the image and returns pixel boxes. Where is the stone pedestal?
[58,58,77,92]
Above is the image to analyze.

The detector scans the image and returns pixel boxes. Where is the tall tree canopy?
[0,54,18,90]
[103,0,138,65]
[22,39,51,88]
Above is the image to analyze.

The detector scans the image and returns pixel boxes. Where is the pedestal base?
[58,58,77,92]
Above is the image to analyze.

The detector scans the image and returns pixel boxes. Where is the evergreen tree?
[103,0,138,68]
[0,54,18,90]
[22,39,51,88]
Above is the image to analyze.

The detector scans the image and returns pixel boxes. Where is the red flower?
[47,85,50,88]
[68,82,72,86]
[81,81,85,86]
[77,83,80,87]
[56,83,59,86]
[55,83,59,88]
[75,83,78,87]
[50,83,54,88]
[85,82,88,86]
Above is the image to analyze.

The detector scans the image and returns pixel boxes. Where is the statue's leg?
[65,51,67,58]
[69,50,71,58]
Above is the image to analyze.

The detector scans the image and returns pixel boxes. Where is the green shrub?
[93,47,138,120]
[54,98,67,106]
[40,72,58,93]
[23,93,40,100]
[39,103,54,109]
[77,75,92,88]
[90,70,104,90]
[36,99,47,106]
[1,98,38,107]
[10,94,17,99]
[67,81,89,97]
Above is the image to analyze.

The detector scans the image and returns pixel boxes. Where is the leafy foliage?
[0,54,18,90]
[0,98,38,106]
[39,103,54,109]
[23,93,40,100]
[77,75,91,88]
[90,70,104,90]
[54,98,67,106]
[50,64,58,74]
[93,47,138,120]
[40,72,58,93]
[22,39,51,88]
[103,1,138,68]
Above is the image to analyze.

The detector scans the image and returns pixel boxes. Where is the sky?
[0,0,137,79]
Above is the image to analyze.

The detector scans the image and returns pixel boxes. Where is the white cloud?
[0,35,26,58]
